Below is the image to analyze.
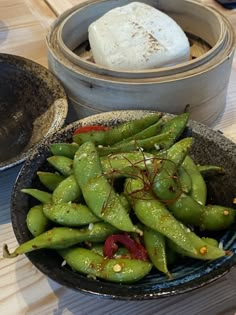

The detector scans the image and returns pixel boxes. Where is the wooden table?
[0,1,236,314]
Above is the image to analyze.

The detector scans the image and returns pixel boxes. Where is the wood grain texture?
[0,0,55,67]
[45,0,73,16]
[0,1,236,314]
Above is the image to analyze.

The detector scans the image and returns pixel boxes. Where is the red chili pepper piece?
[73,125,110,135]
[104,233,148,261]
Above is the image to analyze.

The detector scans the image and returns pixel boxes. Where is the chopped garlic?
[61,260,67,267]
[154,144,160,151]
[88,223,94,230]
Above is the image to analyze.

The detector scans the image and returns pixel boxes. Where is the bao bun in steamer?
[47,0,235,124]
[88,2,191,70]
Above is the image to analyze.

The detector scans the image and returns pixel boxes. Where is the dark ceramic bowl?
[0,53,68,171]
[11,110,236,299]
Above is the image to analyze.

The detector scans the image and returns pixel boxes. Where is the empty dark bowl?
[10,110,236,299]
[0,53,68,171]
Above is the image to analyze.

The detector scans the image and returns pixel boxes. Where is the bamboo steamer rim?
[46,0,236,84]
[47,30,235,85]
[56,0,228,77]
[47,38,235,85]
[56,13,234,80]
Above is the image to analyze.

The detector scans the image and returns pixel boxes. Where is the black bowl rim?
[0,52,68,171]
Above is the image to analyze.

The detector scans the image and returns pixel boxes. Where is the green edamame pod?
[143,227,170,277]
[81,171,141,233]
[90,243,104,256]
[73,142,141,234]
[97,132,171,157]
[59,247,152,283]
[50,143,79,158]
[112,116,165,147]
[168,194,235,231]
[3,222,118,258]
[52,175,81,203]
[100,151,155,178]
[167,224,226,260]
[73,113,161,146]
[159,113,189,148]
[200,205,235,231]
[202,237,219,248]
[152,138,192,201]
[26,205,50,236]
[21,188,52,203]
[197,165,225,177]
[182,155,207,205]
[90,243,129,257]
[164,138,193,171]
[37,171,65,191]
[43,202,100,226]
[177,166,192,194]
[47,156,73,176]
[124,178,197,255]
[168,193,204,226]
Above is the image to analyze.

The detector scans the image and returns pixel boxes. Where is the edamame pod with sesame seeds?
[72,113,161,146]
[151,137,193,201]
[168,194,235,231]
[177,166,192,194]
[97,131,171,157]
[200,205,235,231]
[43,202,100,227]
[182,155,207,206]
[21,188,52,203]
[26,205,50,237]
[50,142,79,158]
[59,247,152,283]
[3,222,118,258]
[159,113,190,148]
[167,223,226,260]
[52,175,81,203]
[143,227,171,277]
[100,151,156,178]
[111,115,165,147]
[124,177,197,255]
[73,141,142,234]
[37,171,65,191]
[47,156,73,176]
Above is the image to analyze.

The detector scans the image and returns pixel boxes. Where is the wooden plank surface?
[45,0,73,16]
[0,0,55,67]
[0,1,236,314]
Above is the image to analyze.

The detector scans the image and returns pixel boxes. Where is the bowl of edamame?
[5,110,236,299]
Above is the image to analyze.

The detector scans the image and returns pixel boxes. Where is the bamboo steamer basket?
[46,0,236,124]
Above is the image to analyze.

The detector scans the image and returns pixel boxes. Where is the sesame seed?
[199,246,208,255]
[113,263,122,272]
